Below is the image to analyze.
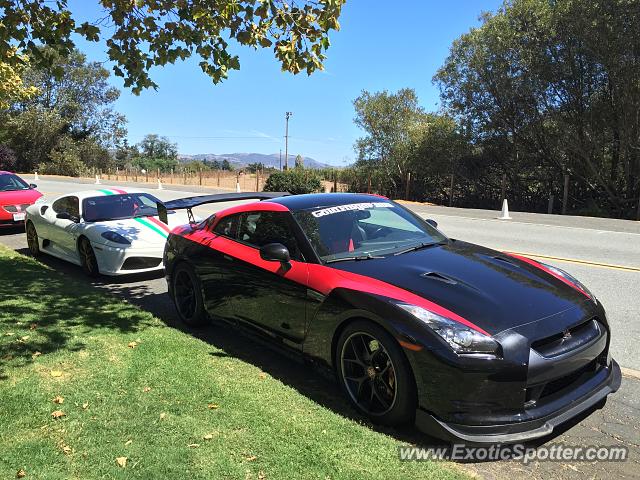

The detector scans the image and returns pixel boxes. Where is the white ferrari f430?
[24,188,189,276]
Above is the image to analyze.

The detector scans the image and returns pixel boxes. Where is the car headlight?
[395,303,499,355]
[101,231,131,245]
[539,262,596,302]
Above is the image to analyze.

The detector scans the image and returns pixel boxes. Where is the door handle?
[223,254,234,262]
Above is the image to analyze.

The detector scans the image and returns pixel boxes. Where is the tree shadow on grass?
[0,250,156,380]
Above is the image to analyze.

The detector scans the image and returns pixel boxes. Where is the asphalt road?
[1,176,638,479]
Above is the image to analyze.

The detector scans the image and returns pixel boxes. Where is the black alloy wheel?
[172,263,208,327]
[336,320,417,426]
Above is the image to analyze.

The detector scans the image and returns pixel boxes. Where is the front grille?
[525,359,600,407]
[121,257,162,270]
[2,203,31,213]
[531,318,601,357]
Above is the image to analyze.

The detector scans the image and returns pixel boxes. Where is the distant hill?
[178,152,329,169]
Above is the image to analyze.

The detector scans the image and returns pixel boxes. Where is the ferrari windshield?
[0,174,30,192]
[293,201,447,262]
[82,193,161,222]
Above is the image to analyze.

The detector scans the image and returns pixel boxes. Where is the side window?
[213,213,238,237]
[52,196,80,219]
[52,197,68,214]
[238,211,302,261]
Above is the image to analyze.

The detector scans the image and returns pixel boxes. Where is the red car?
[0,172,43,227]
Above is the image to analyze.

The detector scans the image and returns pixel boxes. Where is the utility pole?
[279,149,282,171]
[284,111,292,170]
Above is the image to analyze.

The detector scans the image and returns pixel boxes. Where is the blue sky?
[70,1,503,166]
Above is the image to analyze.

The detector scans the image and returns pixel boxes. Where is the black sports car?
[161,192,621,444]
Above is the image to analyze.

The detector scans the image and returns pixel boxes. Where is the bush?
[263,169,322,195]
[40,137,88,177]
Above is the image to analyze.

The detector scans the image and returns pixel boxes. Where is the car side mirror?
[260,243,291,263]
[29,183,37,189]
[426,219,438,228]
[56,212,79,223]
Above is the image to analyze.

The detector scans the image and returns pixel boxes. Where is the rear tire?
[78,237,100,277]
[335,320,417,426]
[26,221,41,257]
[171,263,208,327]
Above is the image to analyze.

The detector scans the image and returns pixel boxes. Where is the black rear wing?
[157,192,290,224]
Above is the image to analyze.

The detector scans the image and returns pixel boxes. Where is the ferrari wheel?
[336,320,417,426]
[78,237,100,277]
[26,221,41,257]
[172,263,208,327]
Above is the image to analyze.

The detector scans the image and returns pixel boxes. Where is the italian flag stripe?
[98,188,128,195]
[145,215,171,233]
[134,217,168,238]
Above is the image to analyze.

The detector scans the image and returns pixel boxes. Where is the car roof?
[269,192,390,211]
[0,171,17,175]
[52,188,150,201]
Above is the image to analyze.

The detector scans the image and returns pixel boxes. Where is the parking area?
[1,176,639,478]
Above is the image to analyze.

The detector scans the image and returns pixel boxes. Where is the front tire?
[26,221,41,257]
[78,237,100,277]
[171,263,208,327]
[336,320,417,426]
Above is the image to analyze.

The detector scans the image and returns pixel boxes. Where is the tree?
[435,0,640,217]
[2,48,126,174]
[246,162,265,173]
[353,88,426,197]
[294,155,304,168]
[0,0,345,93]
[137,134,178,160]
[16,49,126,151]
[0,50,38,110]
[0,144,17,171]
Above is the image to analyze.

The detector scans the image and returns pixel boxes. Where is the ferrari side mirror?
[426,219,438,228]
[29,183,37,189]
[260,243,291,263]
[56,212,80,223]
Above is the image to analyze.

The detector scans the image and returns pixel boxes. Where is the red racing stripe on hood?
[505,253,591,299]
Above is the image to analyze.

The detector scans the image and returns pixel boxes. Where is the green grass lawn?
[0,245,467,479]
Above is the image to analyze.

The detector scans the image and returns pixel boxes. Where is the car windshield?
[293,201,447,262]
[0,174,30,192]
[82,193,161,222]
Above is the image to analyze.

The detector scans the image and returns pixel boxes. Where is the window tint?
[0,174,29,191]
[82,193,160,222]
[213,214,237,237]
[52,196,80,219]
[237,211,301,260]
[294,202,446,261]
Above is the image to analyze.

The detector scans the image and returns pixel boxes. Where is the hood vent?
[491,255,516,265]
[420,271,458,285]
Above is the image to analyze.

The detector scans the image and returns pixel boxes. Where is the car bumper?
[92,243,164,276]
[0,212,26,226]
[415,359,621,444]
